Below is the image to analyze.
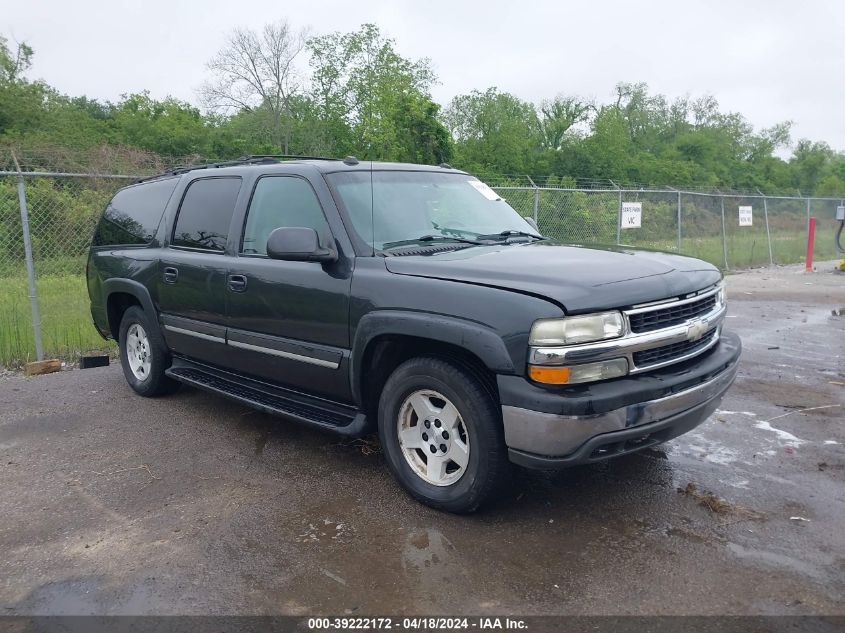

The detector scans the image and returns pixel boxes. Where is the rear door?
[157,176,242,366]
[224,173,354,401]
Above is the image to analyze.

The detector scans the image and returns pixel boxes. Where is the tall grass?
[0,273,114,367]
[690,229,840,268]
[630,228,841,269]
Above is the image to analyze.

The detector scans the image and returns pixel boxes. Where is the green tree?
[0,35,33,83]
[110,92,216,157]
[444,87,539,174]
[0,36,47,139]
[538,95,593,151]
[307,24,451,163]
[790,140,837,193]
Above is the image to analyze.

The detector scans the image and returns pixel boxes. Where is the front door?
[157,176,242,366]
[224,174,353,401]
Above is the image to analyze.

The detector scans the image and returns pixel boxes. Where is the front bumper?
[501,330,741,469]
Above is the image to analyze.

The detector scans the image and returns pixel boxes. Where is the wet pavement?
[0,262,843,616]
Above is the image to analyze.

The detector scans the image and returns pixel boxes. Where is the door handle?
[163,267,178,284]
[228,274,248,292]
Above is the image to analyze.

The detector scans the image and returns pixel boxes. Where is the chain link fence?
[0,165,843,367]
[0,171,133,366]
[495,185,844,269]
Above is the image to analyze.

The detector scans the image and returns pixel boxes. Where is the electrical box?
[837,206,845,221]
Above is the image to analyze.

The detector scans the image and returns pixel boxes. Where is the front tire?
[378,357,508,513]
[118,306,179,397]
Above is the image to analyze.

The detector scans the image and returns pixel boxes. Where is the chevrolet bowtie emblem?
[686,319,708,342]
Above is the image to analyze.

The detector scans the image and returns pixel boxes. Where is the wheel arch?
[103,278,160,341]
[351,311,512,423]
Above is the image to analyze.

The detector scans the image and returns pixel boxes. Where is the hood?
[384,242,721,313]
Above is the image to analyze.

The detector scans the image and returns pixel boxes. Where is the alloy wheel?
[396,389,470,486]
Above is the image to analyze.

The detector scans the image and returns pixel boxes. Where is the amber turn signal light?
[528,365,572,384]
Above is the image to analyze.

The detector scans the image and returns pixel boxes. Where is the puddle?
[683,433,741,465]
[402,528,458,575]
[719,478,750,490]
[753,421,806,446]
[726,542,830,582]
[11,576,174,615]
[715,410,757,417]
[296,518,353,543]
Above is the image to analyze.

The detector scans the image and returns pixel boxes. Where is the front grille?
[632,328,717,368]
[629,293,717,333]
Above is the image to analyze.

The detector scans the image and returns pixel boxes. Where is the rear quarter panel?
[87,247,162,337]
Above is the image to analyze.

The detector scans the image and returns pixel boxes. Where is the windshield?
[326,171,538,251]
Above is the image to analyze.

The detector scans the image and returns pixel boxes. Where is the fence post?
[762,195,774,266]
[615,183,622,244]
[677,191,682,253]
[526,175,539,226]
[719,195,729,270]
[11,152,44,361]
[805,217,816,272]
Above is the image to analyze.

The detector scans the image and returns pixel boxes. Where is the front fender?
[350,310,516,405]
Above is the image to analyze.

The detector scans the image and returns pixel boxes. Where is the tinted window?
[92,177,178,246]
[172,178,242,252]
[241,176,330,255]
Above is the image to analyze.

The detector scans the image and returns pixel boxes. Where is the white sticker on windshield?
[468,180,501,201]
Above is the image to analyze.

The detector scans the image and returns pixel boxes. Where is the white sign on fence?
[621,202,642,229]
[738,205,753,226]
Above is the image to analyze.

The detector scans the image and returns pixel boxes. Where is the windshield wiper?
[475,230,547,242]
[382,230,544,251]
[382,235,486,250]
[430,223,480,238]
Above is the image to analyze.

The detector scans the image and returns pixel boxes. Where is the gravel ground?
[0,261,843,616]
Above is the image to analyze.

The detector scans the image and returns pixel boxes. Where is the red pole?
[805,216,816,272]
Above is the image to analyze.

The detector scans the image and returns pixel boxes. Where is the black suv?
[87,156,741,513]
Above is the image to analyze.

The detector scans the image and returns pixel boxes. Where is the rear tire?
[118,306,179,397]
[378,357,508,513]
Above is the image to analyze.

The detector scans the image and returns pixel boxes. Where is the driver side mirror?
[266,227,337,263]
[523,216,539,231]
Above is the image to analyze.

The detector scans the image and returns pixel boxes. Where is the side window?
[92,177,178,246]
[172,177,242,252]
[241,176,330,255]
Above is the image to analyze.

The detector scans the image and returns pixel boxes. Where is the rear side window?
[92,177,178,246]
[171,177,242,252]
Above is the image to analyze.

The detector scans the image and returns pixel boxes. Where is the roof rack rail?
[134,154,343,183]
[240,154,343,162]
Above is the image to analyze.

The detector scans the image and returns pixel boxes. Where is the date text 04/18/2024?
[306,617,528,630]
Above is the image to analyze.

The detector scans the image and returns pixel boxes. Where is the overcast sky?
[8,0,845,152]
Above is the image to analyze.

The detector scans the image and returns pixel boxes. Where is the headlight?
[528,358,629,385]
[716,281,727,307]
[529,311,625,346]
